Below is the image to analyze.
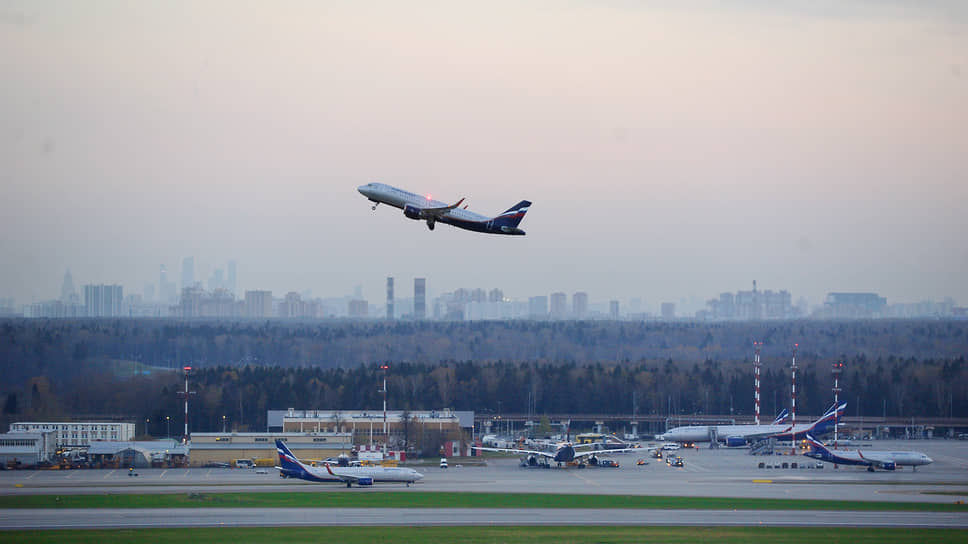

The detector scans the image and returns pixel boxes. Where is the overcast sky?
[2,1,966,312]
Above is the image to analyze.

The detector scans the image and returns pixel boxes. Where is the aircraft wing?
[856,451,895,469]
[420,198,465,218]
[472,446,555,459]
[324,463,364,483]
[573,447,640,459]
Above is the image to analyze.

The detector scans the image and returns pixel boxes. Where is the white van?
[235,459,255,469]
[661,443,681,451]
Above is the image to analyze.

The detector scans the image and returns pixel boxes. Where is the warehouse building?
[189,432,352,467]
[0,431,56,467]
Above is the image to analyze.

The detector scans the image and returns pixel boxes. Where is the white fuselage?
[657,422,812,443]
[303,463,423,483]
[358,182,489,223]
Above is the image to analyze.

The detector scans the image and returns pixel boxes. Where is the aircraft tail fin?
[275,439,309,477]
[772,408,790,425]
[492,200,531,229]
[809,401,847,435]
[805,434,831,456]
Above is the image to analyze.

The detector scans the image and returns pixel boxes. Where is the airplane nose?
[357,185,369,195]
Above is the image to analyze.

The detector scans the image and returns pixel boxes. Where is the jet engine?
[881,462,896,471]
[403,205,422,220]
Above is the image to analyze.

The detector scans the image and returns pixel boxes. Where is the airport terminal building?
[267,408,473,447]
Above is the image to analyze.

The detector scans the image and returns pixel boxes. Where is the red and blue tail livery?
[358,183,531,235]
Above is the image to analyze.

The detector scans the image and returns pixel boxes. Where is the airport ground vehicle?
[439,458,448,469]
[598,459,619,468]
[668,456,684,467]
[661,443,680,451]
[235,459,254,469]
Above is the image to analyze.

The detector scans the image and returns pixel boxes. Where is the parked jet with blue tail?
[804,434,933,472]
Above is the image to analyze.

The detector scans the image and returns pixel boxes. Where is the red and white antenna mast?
[178,366,196,444]
[753,342,762,425]
[790,344,798,454]
[832,360,844,447]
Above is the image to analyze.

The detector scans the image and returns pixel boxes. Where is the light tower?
[380,364,389,449]
[790,344,798,454]
[178,366,196,444]
[753,342,762,425]
[832,360,844,447]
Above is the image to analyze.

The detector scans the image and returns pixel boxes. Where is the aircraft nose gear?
[426,218,436,230]
[371,202,379,210]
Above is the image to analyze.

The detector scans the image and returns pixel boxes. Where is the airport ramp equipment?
[749,438,776,456]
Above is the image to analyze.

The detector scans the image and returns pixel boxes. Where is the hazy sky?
[3,1,966,312]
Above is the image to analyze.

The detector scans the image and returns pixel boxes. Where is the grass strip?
[0,526,965,543]
[0,491,965,511]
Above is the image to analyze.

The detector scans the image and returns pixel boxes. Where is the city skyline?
[3,3,966,309]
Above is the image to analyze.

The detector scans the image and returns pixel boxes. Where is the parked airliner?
[804,434,933,472]
[357,182,531,235]
[275,440,423,487]
[473,441,640,468]
[656,402,846,446]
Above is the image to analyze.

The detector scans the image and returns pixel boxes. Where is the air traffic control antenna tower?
[832,360,844,446]
[753,342,762,425]
[178,366,196,443]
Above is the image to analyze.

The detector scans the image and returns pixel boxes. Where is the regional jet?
[803,434,933,472]
[357,182,531,235]
[656,402,846,447]
[275,440,423,487]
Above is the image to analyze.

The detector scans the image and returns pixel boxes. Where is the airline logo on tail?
[772,409,790,425]
[809,402,847,435]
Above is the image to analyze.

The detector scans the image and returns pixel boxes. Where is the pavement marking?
[25,473,37,480]
[568,470,601,487]
[160,470,168,479]
[752,480,773,483]
[103,470,115,479]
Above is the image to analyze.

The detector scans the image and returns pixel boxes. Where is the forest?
[1,318,966,434]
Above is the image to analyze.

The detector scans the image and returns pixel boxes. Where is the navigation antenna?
[753,342,762,425]
[178,366,196,444]
[790,345,798,454]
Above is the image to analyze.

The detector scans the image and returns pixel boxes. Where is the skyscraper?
[609,300,620,319]
[84,284,123,317]
[572,292,588,319]
[181,256,195,291]
[550,292,567,319]
[386,277,394,319]
[60,270,76,303]
[245,290,273,318]
[414,278,426,319]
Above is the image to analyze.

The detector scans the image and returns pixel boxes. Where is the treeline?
[3,355,966,435]
[2,318,967,385]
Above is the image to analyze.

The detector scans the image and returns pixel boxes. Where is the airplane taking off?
[804,434,933,472]
[357,182,531,235]
[656,402,846,446]
[275,440,423,487]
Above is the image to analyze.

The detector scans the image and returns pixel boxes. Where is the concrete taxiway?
[0,440,965,529]
[1,507,967,530]
[2,439,966,504]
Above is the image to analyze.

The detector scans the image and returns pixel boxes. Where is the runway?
[2,507,967,529]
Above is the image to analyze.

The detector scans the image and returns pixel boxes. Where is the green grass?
[0,526,964,544]
[1,491,965,512]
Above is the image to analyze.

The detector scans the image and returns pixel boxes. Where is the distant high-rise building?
[386,277,394,319]
[488,288,504,303]
[60,270,76,303]
[245,290,272,318]
[550,292,567,319]
[143,283,155,303]
[348,299,368,318]
[609,300,620,319]
[824,292,887,318]
[572,292,588,319]
[181,256,195,291]
[207,268,225,291]
[227,260,237,295]
[529,296,548,318]
[414,278,426,319]
[661,302,676,320]
[84,284,123,317]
